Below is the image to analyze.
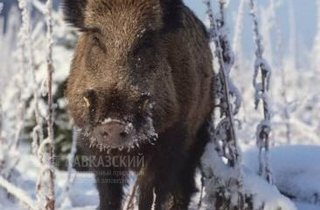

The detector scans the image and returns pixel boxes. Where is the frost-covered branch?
[11,0,34,152]
[205,0,242,166]
[16,0,54,209]
[44,0,55,209]
[59,128,78,208]
[201,0,246,209]
[0,176,36,210]
[249,0,273,183]
[35,0,56,209]
[17,0,44,157]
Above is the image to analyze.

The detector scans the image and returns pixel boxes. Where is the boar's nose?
[93,121,131,148]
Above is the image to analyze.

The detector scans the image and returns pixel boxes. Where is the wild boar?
[63,0,214,209]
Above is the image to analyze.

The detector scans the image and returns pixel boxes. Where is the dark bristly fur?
[62,0,87,28]
[63,0,214,209]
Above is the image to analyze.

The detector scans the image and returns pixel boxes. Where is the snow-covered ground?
[243,145,320,209]
[1,0,320,209]
[1,145,320,210]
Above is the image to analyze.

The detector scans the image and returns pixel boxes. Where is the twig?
[201,0,246,209]
[0,176,36,210]
[59,128,78,207]
[204,0,241,169]
[44,0,55,209]
[35,0,56,209]
[249,0,273,183]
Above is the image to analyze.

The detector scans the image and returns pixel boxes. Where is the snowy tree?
[249,0,273,184]
[1,0,320,209]
[201,0,247,209]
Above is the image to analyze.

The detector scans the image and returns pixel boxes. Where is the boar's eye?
[91,34,107,53]
[132,31,155,56]
[81,27,107,53]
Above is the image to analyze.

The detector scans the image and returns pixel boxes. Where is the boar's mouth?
[81,109,158,153]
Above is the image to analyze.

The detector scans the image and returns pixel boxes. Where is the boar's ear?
[159,0,183,30]
[62,0,87,28]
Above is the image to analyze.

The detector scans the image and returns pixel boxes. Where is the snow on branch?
[35,0,56,209]
[58,128,78,208]
[201,0,246,209]
[17,0,45,157]
[249,0,273,183]
[40,0,55,209]
[204,0,242,165]
[16,0,55,209]
[0,176,36,210]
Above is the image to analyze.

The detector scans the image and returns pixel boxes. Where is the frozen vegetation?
[0,0,320,209]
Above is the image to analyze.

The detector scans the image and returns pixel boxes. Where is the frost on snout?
[92,119,134,149]
[82,103,158,153]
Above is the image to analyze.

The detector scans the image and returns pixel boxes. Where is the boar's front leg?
[94,166,128,210]
[137,169,156,210]
[170,121,211,209]
[138,161,187,210]
[138,126,187,210]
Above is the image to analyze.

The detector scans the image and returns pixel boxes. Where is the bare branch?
[249,0,273,183]
[0,176,36,210]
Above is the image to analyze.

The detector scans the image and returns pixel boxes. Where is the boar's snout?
[77,90,158,151]
[93,120,132,148]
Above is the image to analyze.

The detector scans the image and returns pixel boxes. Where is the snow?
[242,166,296,210]
[295,202,320,210]
[0,153,99,210]
[2,145,320,209]
[243,145,320,207]
[202,141,297,210]
[1,0,320,210]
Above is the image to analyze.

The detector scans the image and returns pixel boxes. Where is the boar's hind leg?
[94,167,128,210]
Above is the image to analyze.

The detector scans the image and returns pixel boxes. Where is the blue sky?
[184,0,318,65]
[185,0,206,19]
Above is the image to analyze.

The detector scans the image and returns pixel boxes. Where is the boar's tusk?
[83,96,91,108]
